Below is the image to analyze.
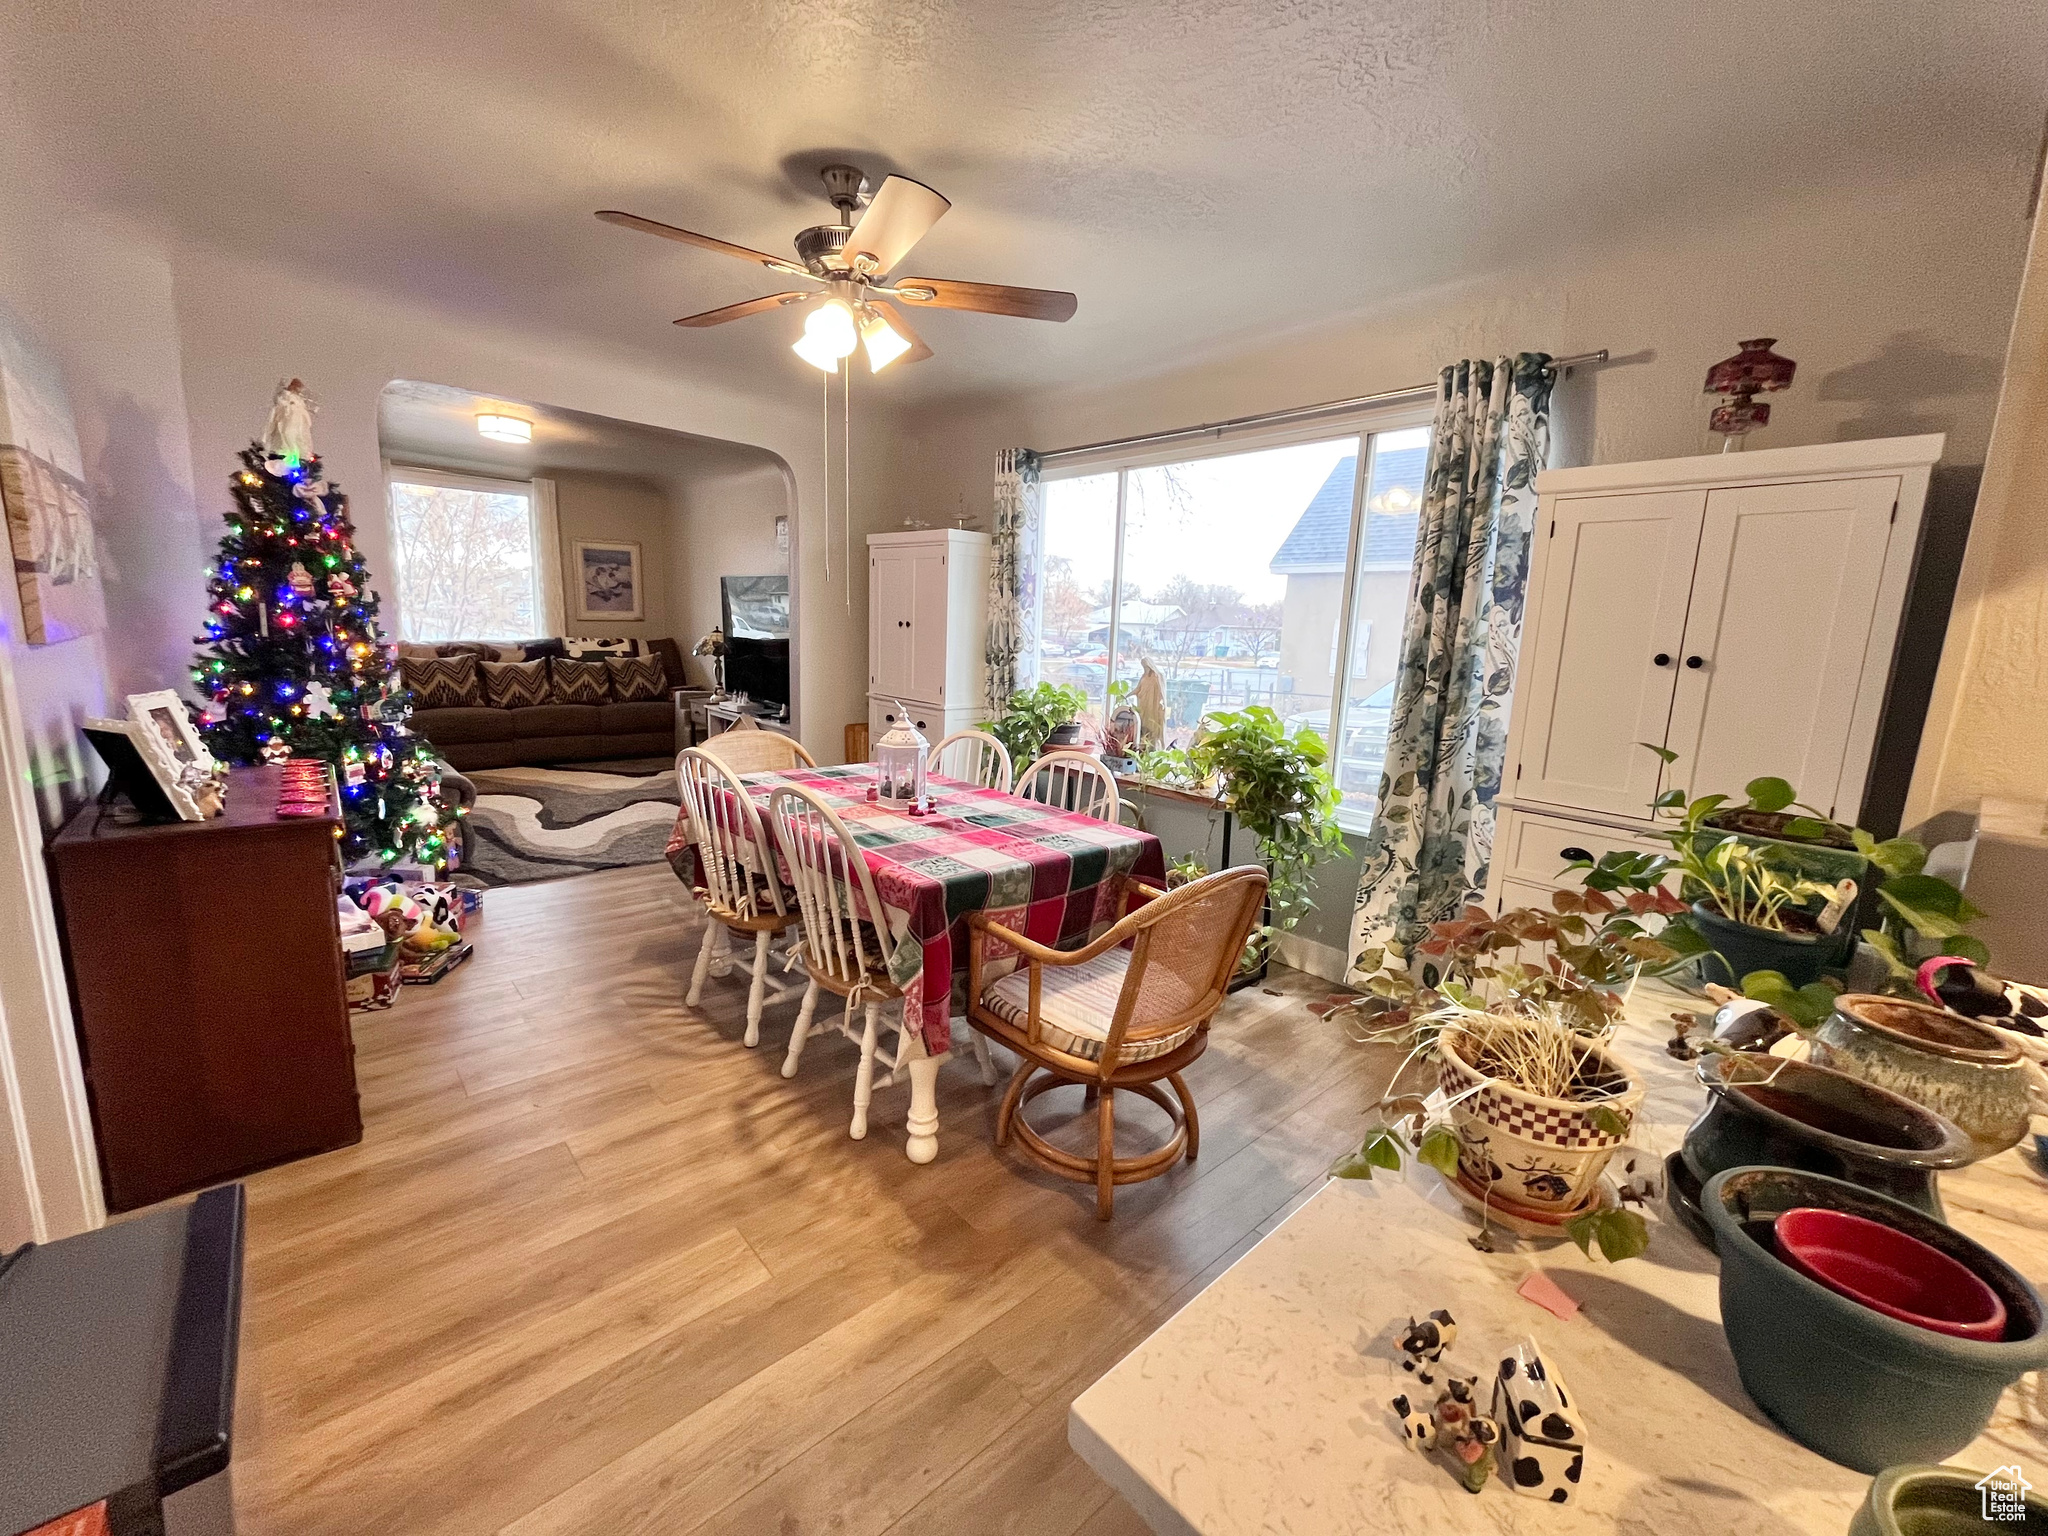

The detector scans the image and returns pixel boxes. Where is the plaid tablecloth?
[667,763,1165,1053]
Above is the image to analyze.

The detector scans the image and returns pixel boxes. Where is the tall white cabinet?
[866,529,990,749]
[1488,435,1942,915]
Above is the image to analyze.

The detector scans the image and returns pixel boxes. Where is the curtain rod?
[1038,350,1609,464]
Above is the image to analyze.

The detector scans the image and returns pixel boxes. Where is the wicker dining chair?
[702,726,817,776]
[928,728,1013,792]
[1014,749,1120,823]
[965,864,1268,1217]
[674,748,806,1046]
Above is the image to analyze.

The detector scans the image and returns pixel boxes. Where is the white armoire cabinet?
[1487,434,1942,914]
[866,529,989,750]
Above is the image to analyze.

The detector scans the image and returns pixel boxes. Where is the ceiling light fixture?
[792,299,860,372]
[476,412,533,443]
[859,309,912,372]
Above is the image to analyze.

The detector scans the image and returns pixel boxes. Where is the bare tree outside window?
[388,478,539,641]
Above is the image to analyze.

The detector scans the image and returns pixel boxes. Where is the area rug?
[457,760,680,887]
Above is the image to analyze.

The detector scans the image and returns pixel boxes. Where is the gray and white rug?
[458,760,680,887]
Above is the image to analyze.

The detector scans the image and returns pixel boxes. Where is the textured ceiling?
[4,0,2045,408]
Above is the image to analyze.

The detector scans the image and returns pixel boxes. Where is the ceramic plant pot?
[1812,995,2031,1158]
[1702,1166,2048,1473]
[1436,1018,1644,1216]
[1850,1464,2048,1536]
[1773,1207,2007,1342]
[1682,1053,1973,1222]
[1687,900,1853,989]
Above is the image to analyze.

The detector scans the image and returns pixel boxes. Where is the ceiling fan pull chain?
[822,363,832,583]
[844,359,853,611]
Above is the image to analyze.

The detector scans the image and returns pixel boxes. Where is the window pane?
[1119,439,1357,749]
[1036,471,1118,732]
[389,481,537,641]
[1332,426,1430,833]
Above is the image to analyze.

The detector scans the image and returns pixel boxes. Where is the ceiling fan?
[597,163,1077,373]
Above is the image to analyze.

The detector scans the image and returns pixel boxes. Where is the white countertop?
[1069,983,2048,1536]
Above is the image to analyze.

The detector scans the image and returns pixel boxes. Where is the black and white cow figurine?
[1390,1393,1437,1451]
[1398,1308,1458,1383]
[1494,1341,1586,1504]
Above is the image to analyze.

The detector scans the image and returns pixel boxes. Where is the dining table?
[667,761,1168,1161]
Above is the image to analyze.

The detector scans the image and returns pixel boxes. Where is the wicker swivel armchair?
[965,865,1269,1218]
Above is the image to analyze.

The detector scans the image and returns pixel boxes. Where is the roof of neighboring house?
[1268,444,1428,575]
[1088,600,1185,626]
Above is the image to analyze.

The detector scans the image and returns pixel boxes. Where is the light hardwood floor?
[230,862,1394,1535]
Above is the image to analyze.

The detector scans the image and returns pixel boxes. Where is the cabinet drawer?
[868,697,981,754]
[1496,809,1670,891]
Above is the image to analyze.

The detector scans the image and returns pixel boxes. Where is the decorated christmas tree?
[191,380,450,868]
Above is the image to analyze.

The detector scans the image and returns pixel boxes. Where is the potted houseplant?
[1140,706,1344,967]
[979,682,1088,768]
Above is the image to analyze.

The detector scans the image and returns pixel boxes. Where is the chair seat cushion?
[980,949,1198,1063]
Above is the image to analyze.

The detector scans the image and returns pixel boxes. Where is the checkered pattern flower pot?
[1436,1019,1645,1215]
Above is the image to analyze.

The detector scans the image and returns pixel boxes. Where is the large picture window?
[1036,417,1429,833]
[386,467,543,642]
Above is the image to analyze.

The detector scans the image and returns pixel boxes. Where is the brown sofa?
[404,637,686,772]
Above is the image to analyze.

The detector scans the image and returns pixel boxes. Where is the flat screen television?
[724,636,789,712]
[721,576,789,640]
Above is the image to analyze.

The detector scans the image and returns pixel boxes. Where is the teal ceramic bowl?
[1702,1166,2048,1473]
[1849,1464,2047,1536]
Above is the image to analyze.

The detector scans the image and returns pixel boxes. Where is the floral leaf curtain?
[985,448,1043,712]
[1346,353,1553,971]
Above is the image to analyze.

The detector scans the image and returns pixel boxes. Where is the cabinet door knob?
[1686,655,1705,669]
[1653,653,1671,667]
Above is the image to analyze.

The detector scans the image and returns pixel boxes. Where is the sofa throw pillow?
[400,652,481,709]
[480,658,552,709]
[606,653,667,702]
[394,641,442,663]
[550,656,612,706]
[564,636,642,660]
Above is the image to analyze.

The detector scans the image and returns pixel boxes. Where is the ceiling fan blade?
[887,276,1077,322]
[843,176,950,276]
[673,292,814,328]
[596,210,810,277]
[868,301,935,364]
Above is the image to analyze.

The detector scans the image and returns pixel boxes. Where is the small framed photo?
[84,716,203,821]
[126,689,215,773]
[572,539,644,623]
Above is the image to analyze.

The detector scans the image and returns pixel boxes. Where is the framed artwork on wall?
[0,309,106,645]
[572,539,643,623]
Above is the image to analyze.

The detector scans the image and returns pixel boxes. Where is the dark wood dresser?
[48,764,363,1212]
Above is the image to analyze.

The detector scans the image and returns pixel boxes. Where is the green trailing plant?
[1640,747,1988,999]
[1346,849,1698,1037]
[979,682,1087,768]
[1162,706,1345,959]
[1329,1003,1649,1261]
[1165,850,1210,889]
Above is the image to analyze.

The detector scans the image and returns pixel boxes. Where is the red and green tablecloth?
[667,763,1166,1053]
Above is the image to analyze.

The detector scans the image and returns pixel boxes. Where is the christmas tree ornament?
[304,681,337,719]
[288,560,316,597]
[327,572,357,601]
[262,377,317,463]
[260,737,292,764]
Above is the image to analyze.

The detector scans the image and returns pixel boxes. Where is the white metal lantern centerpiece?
[875,706,929,806]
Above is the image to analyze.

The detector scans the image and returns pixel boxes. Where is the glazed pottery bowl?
[1683,1053,1972,1219]
[1436,1017,1643,1215]
[1813,995,2031,1157]
[1687,900,1854,989]
[1849,1464,2048,1536]
[1702,1166,2048,1472]
[1774,1207,2007,1342]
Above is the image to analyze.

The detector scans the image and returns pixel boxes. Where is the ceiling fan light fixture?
[860,310,912,372]
[476,412,532,443]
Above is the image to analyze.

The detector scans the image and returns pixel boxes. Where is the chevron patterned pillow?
[605,653,667,702]
[549,656,612,705]
[480,658,551,709]
[398,652,481,709]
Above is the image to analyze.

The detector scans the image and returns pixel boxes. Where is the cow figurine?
[1430,1376,1501,1493]
[1390,1393,1437,1451]
[1398,1308,1457,1384]
[1494,1340,1587,1503]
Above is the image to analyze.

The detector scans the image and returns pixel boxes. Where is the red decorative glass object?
[1705,338,1797,445]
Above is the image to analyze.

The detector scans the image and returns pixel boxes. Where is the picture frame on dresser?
[82,716,203,821]
[572,538,644,623]
[126,688,215,773]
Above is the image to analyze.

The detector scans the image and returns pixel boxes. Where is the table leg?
[904,1030,947,1165]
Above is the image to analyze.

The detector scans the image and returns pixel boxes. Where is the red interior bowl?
[1773,1207,2008,1342]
